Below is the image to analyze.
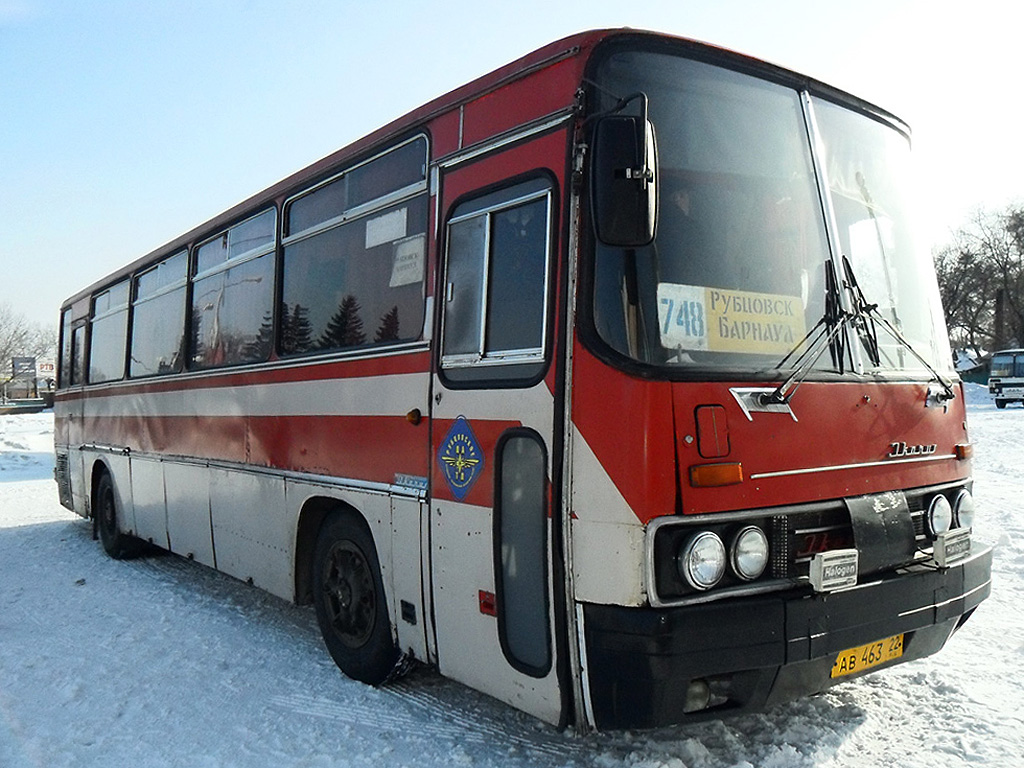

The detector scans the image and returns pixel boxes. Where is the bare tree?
[0,303,57,381]
[934,239,995,356]
[933,204,1024,356]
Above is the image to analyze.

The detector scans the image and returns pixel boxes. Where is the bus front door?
[429,136,568,726]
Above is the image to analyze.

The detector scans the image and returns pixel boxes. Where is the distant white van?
[988,349,1024,408]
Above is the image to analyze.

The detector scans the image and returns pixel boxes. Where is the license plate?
[830,634,904,678]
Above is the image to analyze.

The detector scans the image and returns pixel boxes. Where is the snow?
[1,390,1022,767]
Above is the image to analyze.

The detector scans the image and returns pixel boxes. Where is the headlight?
[731,526,769,581]
[953,489,975,530]
[927,494,953,536]
[678,531,726,590]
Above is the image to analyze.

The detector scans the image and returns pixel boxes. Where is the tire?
[996,399,1007,409]
[95,472,143,559]
[312,511,399,685]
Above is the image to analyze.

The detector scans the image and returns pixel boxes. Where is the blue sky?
[1,0,1020,329]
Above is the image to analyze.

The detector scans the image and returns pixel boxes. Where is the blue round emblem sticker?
[439,416,484,501]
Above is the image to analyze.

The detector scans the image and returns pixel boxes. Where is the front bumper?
[583,546,992,729]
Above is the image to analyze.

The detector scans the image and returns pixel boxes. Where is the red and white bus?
[54,29,991,730]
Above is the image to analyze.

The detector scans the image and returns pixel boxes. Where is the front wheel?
[95,472,143,559]
[312,511,399,685]
[996,399,1007,409]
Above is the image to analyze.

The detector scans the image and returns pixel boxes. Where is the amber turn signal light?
[689,462,744,487]
[955,443,973,460]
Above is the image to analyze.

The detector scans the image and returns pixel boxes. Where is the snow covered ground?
[1,387,1022,767]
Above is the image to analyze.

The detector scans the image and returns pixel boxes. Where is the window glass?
[497,432,550,675]
[89,280,130,383]
[190,254,274,369]
[815,99,952,373]
[441,179,551,372]
[287,137,427,236]
[442,217,486,358]
[991,354,1014,377]
[59,310,73,388]
[92,281,130,315]
[288,176,346,237]
[130,251,187,377]
[347,137,427,210]
[196,209,275,274]
[590,52,828,370]
[136,251,187,298]
[280,195,427,356]
[485,198,548,354]
[71,326,85,385]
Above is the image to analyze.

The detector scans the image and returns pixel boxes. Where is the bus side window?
[130,251,187,378]
[88,280,130,384]
[59,310,74,388]
[279,137,429,358]
[72,326,85,385]
[189,209,276,370]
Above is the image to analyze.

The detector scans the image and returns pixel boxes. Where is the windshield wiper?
[764,256,955,407]
[760,253,955,407]
[761,259,851,405]
[842,253,956,403]
[841,255,881,369]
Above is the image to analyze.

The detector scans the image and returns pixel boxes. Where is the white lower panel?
[571,520,646,606]
[165,463,214,567]
[130,456,168,548]
[210,468,289,599]
[390,497,429,663]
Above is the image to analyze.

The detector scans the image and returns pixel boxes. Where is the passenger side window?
[190,209,276,370]
[279,137,428,357]
[130,251,187,377]
[88,280,130,383]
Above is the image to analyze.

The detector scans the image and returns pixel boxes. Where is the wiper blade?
[863,308,957,403]
[762,259,850,405]
[843,255,956,403]
[841,255,881,368]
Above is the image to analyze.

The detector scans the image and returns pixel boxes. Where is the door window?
[441,178,552,384]
[495,430,551,676]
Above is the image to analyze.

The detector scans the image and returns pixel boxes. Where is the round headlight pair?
[678,526,769,591]
[927,490,976,537]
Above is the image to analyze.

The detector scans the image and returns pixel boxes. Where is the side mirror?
[591,115,658,247]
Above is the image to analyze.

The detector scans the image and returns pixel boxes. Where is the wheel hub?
[322,540,375,648]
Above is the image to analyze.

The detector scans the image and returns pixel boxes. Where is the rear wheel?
[312,511,399,685]
[996,399,1007,409]
[95,472,143,559]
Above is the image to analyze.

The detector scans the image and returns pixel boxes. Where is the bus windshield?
[589,48,953,378]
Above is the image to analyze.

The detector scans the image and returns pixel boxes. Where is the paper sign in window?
[390,234,425,287]
[366,207,407,249]
[658,282,805,355]
[657,283,709,351]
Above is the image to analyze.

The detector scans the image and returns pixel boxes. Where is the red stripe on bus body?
[77,413,429,485]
